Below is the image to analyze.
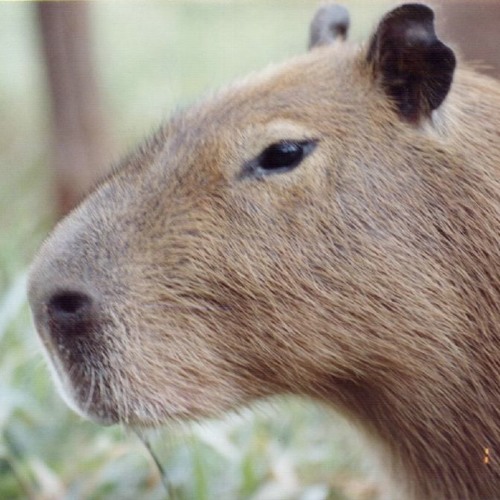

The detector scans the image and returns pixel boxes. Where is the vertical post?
[437,1,500,78]
[38,2,114,217]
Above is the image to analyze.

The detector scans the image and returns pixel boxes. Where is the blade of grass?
[0,272,27,343]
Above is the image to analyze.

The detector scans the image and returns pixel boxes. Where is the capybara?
[28,4,500,499]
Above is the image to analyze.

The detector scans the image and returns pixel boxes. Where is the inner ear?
[309,4,350,50]
[367,3,456,123]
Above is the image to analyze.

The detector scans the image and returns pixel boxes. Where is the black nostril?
[49,291,90,316]
[46,290,96,337]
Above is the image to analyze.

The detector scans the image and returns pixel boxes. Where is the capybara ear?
[367,3,456,123]
[309,4,350,49]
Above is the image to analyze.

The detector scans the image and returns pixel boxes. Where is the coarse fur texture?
[28,4,499,499]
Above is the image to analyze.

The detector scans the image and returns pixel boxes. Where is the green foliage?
[0,2,392,498]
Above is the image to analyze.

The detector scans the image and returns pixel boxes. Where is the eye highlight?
[241,139,317,179]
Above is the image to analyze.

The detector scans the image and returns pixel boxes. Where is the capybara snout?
[29,4,500,499]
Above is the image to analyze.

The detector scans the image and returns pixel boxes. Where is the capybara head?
[28,4,500,498]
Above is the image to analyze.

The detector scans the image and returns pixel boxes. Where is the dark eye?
[242,139,317,178]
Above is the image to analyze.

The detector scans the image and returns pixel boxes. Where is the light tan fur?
[29,5,499,499]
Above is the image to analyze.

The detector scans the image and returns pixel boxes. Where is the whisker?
[82,366,96,414]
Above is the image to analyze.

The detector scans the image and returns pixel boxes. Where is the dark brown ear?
[367,3,456,123]
[309,4,350,50]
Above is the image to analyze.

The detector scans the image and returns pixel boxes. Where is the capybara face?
[28,3,463,426]
[29,44,381,424]
[26,4,473,427]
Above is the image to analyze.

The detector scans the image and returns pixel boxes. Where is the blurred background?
[1,1,498,499]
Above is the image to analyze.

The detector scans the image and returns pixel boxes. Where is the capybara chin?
[28,3,499,499]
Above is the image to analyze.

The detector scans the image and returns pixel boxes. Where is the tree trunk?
[38,1,114,217]
[436,1,500,78]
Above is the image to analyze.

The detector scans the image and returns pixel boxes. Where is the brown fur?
[28,4,499,499]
